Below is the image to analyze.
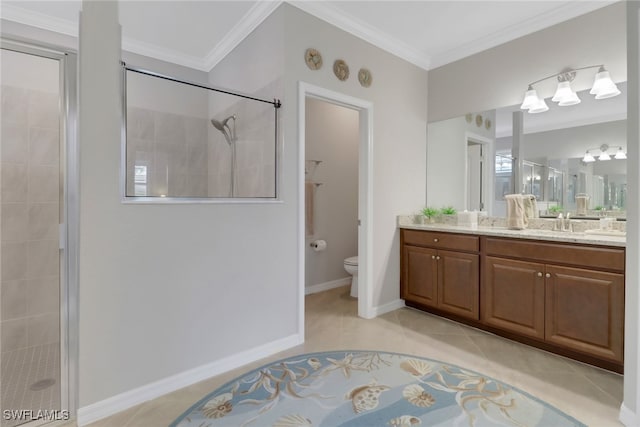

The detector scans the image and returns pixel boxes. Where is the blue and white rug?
[170,350,585,427]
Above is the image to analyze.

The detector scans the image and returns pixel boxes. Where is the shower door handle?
[59,223,66,250]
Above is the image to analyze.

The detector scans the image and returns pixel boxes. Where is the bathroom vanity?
[400,224,625,373]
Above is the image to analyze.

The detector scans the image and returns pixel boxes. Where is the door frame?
[464,132,494,214]
[297,82,374,337]
[1,38,79,419]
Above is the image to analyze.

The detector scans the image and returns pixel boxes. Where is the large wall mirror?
[427,82,627,220]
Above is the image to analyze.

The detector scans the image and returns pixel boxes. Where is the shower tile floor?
[1,343,60,427]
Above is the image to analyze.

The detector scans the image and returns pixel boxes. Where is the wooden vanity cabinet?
[545,265,624,362]
[482,237,625,364]
[483,257,545,340]
[400,228,625,372]
[401,230,479,320]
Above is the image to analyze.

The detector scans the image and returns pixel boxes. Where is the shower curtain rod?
[122,62,282,109]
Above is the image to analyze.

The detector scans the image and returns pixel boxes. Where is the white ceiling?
[0,0,618,72]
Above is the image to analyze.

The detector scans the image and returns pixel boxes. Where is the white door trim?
[464,132,494,215]
[297,81,375,340]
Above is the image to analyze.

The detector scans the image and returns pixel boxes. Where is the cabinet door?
[482,256,545,339]
[402,245,438,307]
[437,250,479,320]
[545,265,624,362]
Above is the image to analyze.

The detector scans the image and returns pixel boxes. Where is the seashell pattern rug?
[170,350,585,427]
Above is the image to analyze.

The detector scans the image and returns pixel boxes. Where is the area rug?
[170,350,585,427]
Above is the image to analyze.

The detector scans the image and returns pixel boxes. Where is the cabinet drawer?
[484,237,625,272]
[403,230,479,252]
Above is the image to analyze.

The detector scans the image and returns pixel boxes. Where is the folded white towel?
[505,194,526,229]
[522,194,538,221]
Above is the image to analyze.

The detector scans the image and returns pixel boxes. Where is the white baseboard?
[620,403,640,427]
[77,333,303,426]
[372,298,405,316]
[305,277,351,295]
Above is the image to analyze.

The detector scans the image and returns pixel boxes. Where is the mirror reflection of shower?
[211,114,237,197]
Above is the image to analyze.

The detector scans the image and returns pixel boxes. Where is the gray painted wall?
[78,2,296,408]
[75,0,428,410]
[428,2,627,122]
[623,1,640,424]
[283,4,428,307]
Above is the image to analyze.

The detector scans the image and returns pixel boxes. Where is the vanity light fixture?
[520,65,620,114]
[581,144,626,163]
[615,147,627,160]
[599,150,611,161]
[582,151,596,163]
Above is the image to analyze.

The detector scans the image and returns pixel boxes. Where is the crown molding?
[203,0,283,72]
[429,1,618,69]
[0,1,282,73]
[0,3,78,36]
[287,0,431,71]
[121,38,208,71]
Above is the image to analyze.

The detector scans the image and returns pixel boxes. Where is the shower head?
[211,115,236,145]
[211,114,237,145]
[210,118,226,133]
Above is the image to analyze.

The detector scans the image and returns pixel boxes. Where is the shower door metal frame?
[0,38,79,422]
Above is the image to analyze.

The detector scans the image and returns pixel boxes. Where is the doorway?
[304,98,359,298]
[465,133,493,214]
[297,82,374,338]
[1,40,77,426]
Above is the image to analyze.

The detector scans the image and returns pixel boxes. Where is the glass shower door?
[1,47,63,427]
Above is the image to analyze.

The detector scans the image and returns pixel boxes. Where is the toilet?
[343,256,358,297]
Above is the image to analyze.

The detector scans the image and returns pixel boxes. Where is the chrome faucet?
[555,213,563,231]
[563,213,573,232]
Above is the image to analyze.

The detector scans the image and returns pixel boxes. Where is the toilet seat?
[344,256,358,266]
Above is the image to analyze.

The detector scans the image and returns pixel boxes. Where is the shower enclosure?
[123,65,281,200]
[1,41,77,427]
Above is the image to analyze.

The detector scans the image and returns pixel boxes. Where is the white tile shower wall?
[1,85,60,353]
[126,107,209,197]
[207,79,280,198]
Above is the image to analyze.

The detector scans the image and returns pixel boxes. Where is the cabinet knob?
[537,272,543,277]
[433,238,439,242]
[431,255,436,259]
[546,273,551,278]
[436,256,441,260]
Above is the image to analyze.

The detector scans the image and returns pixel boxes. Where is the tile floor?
[2,343,60,427]
[61,286,622,426]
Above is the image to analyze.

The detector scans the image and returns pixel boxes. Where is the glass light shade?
[590,69,621,99]
[528,97,549,114]
[582,151,596,163]
[520,89,540,110]
[552,81,581,106]
[558,91,581,106]
[595,84,621,99]
[615,147,627,159]
[599,150,611,161]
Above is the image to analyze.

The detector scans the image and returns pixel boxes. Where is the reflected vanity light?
[582,144,626,162]
[520,65,620,114]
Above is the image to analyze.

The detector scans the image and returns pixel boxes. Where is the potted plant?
[421,207,439,223]
[440,206,457,215]
[548,205,564,215]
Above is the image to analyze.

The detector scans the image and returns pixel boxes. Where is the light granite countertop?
[398,219,626,248]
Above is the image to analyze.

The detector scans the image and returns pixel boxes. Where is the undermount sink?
[584,229,626,237]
